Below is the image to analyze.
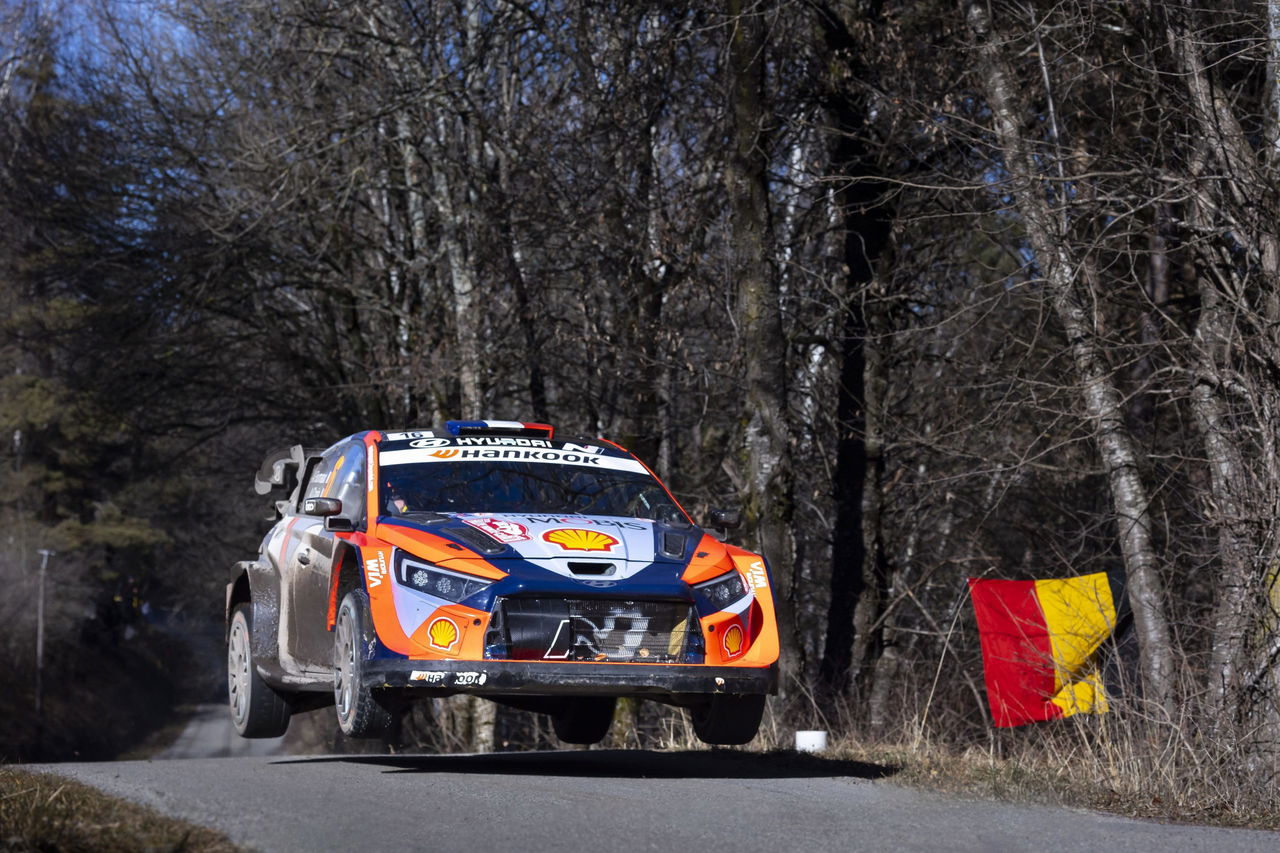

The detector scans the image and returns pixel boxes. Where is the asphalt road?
[155,705,286,760]
[34,748,1279,853]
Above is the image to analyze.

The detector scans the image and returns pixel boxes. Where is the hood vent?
[567,561,615,576]
[446,524,507,555]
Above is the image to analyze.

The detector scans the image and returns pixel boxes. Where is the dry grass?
[0,766,240,852]
[734,672,1279,831]
[806,711,1280,831]
[847,740,1279,830]
[590,688,1277,830]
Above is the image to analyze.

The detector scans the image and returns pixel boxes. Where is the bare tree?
[724,0,799,679]
[965,1,1175,712]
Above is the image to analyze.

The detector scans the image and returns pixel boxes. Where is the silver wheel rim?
[335,610,356,724]
[228,614,251,727]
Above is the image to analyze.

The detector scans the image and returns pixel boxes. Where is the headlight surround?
[397,556,491,602]
[695,569,750,610]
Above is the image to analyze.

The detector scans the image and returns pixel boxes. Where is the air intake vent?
[446,525,506,555]
[567,561,615,576]
[660,532,686,559]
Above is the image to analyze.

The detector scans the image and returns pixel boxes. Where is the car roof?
[373,422,621,451]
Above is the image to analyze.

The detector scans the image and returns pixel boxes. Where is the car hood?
[456,512,665,562]
[382,511,694,582]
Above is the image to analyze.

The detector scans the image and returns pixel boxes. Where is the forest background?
[3,0,1279,818]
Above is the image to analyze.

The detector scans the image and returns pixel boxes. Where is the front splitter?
[362,658,776,698]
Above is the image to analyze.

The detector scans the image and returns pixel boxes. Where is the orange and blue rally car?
[227,420,779,745]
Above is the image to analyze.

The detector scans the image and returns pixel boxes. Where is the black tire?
[334,590,394,739]
[551,697,617,745]
[690,694,766,746]
[227,604,291,738]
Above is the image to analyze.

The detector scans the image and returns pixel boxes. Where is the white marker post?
[795,730,828,753]
[35,549,54,738]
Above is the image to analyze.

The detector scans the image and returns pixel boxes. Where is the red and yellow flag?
[968,572,1119,727]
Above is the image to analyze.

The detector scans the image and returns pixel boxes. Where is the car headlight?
[695,569,749,610]
[397,557,491,602]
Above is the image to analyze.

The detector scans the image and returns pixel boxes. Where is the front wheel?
[690,694,766,746]
[334,590,394,739]
[227,604,291,738]
[551,697,617,745]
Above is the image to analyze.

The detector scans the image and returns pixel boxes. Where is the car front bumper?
[362,658,777,699]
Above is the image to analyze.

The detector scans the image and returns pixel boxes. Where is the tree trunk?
[496,150,547,421]
[1128,216,1170,429]
[1164,2,1280,744]
[725,0,798,681]
[821,302,869,696]
[849,272,892,706]
[811,1,895,698]
[967,1,1175,713]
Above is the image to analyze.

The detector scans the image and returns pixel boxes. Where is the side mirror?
[303,497,342,517]
[709,508,741,530]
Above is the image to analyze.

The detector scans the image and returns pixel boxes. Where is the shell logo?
[542,528,620,553]
[722,623,745,658]
[427,617,460,651]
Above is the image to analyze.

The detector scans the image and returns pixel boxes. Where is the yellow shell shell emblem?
[722,624,745,658]
[542,528,620,553]
[427,617,460,651]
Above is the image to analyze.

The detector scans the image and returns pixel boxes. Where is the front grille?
[485,597,702,663]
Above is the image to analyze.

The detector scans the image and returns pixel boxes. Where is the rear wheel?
[690,694,766,746]
[334,590,394,739]
[551,697,617,745]
[227,604,291,738]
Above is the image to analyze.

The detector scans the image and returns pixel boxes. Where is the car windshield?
[379,460,682,520]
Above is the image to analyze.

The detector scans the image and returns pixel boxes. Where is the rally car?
[227,420,778,745]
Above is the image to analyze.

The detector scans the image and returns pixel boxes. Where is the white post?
[35,549,53,725]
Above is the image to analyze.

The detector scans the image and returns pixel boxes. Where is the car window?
[379,460,679,520]
[302,445,343,502]
[329,443,366,521]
